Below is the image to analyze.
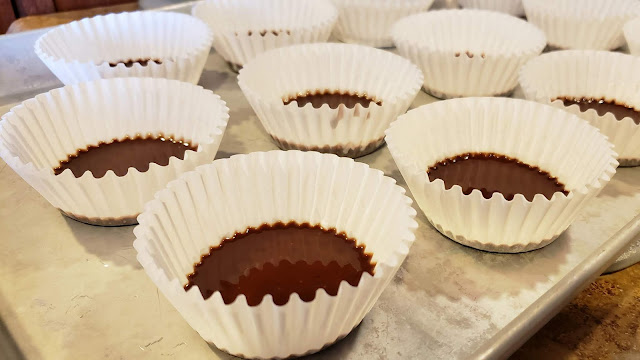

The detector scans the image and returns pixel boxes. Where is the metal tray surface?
[1,20,640,360]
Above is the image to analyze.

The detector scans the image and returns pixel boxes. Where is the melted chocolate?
[184,222,375,306]
[556,97,640,125]
[108,58,163,68]
[283,90,382,109]
[240,30,292,36]
[454,51,486,59]
[427,152,568,201]
[54,134,197,178]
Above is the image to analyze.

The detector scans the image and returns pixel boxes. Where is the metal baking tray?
[1,9,639,360]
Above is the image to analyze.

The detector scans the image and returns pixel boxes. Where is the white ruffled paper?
[458,0,524,17]
[238,43,423,157]
[624,17,640,56]
[391,9,545,98]
[192,0,337,67]
[35,11,213,85]
[519,50,640,166]
[385,97,617,253]
[133,151,417,358]
[523,0,640,50]
[330,0,435,48]
[0,78,229,225]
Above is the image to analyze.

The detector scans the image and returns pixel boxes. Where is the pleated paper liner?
[133,151,417,358]
[458,0,524,17]
[0,78,229,226]
[192,0,337,69]
[519,50,640,166]
[385,97,617,253]
[391,9,545,98]
[330,0,435,48]
[624,17,640,56]
[238,43,423,158]
[523,0,640,50]
[35,11,212,85]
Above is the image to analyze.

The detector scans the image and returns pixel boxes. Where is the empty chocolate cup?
[520,50,640,167]
[391,9,545,98]
[192,0,337,70]
[523,0,640,50]
[238,43,423,157]
[133,150,417,358]
[35,11,213,85]
[458,0,524,17]
[386,97,617,253]
[0,78,228,226]
[330,0,435,48]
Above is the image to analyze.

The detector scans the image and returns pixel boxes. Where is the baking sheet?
[1,12,640,360]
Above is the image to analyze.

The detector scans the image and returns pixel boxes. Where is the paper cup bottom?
[271,135,386,158]
[337,35,395,49]
[620,158,640,167]
[212,320,361,358]
[426,85,516,100]
[60,209,138,226]
[431,220,559,253]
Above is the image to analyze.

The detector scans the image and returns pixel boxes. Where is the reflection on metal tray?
[0,4,639,360]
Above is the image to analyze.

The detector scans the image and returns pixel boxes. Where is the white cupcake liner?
[34,11,213,85]
[0,78,228,226]
[458,0,524,16]
[133,150,417,358]
[330,0,435,48]
[624,17,640,55]
[192,0,337,68]
[385,97,618,253]
[523,0,640,50]
[520,50,640,166]
[391,9,545,98]
[238,43,423,158]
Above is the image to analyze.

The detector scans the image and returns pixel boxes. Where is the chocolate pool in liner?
[193,0,337,70]
[0,78,228,226]
[133,151,417,358]
[35,11,213,85]
[391,9,545,98]
[520,50,640,167]
[238,43,423,158]
[330,0,435,48]
[523,0,640,50]
[386,97,617,253]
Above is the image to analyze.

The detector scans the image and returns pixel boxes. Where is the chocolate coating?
[240,30,291,36]
[54,135,197,178]
[184,222,376,306]
[108,59,163,68]
[283,90,382,109]
[427,152,568,201]
[556,97,640,125]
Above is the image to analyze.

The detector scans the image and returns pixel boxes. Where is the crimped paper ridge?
[523,0,640,50]
[0,78,229,222]
[34,11,213,85]
[193,0,337,66]
[459,0,524,16]
[385,97,617,252]
[624,17,640,55]
[238,43,423,157]
[391,9,545,98]
[133,151,417,358]
[330,0,434,48]
[519,50,640,164]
